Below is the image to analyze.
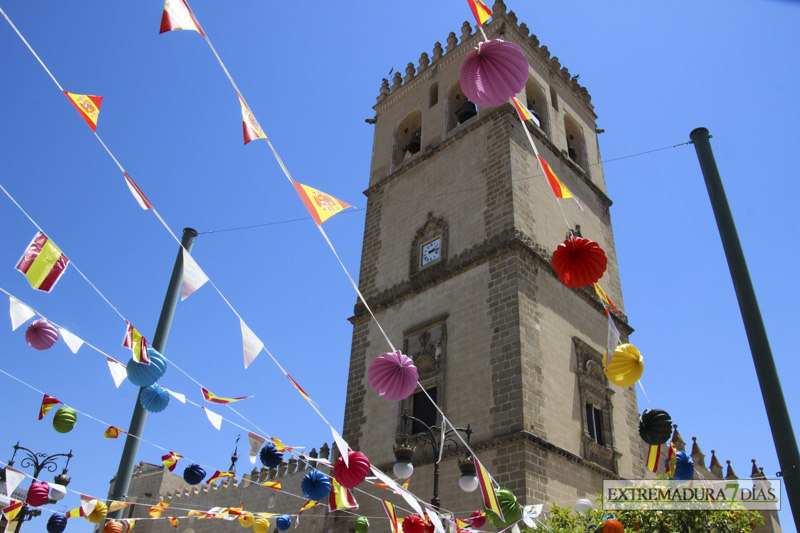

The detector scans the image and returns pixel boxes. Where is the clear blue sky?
[0,1,798,531]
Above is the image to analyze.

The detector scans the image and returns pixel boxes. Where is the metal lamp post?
[4,442,73,532]
[392,410,477,509]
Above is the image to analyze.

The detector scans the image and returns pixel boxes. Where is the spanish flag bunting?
[537,155,573,199]
[123,172,153,210]
[159,0,205,36]
[593,283,619,313]
[122,519,137,532]
[149,502,170,518]
[467,0,492,26]
[16,232,69,293]
[104,426,125,439]
[455,518,470,529]
[206,470,235,485]
[646,444,660,473]
[169,517,179,529]
[187,511,206,518]
[107,356,128,388]
[2,500,23,522]
[287,374,316,406]
[201,387,252,405]
[381,500,399,533]
[123,322,149,364]
[225,505,244,516]
[666,442,677,478]
[238,92,268,144]
[161,452,182,472]
[248,432,266,464]
[63,91,103,131]
[293,182,353,225]
[298,500,320,517]
[38,394,62,420]
[328,478,358,512]
[9,296,35,331]
[511,97,533,122]
[108,501,131,513]
[474,457,504,522]
[65,507,83,519]
[263,481,282,491]
[272,438,294,452]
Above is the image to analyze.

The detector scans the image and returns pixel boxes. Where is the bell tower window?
[446,83,476,135]
[394,111,423,167]
[524,78,548,136]
[564,114,589,175]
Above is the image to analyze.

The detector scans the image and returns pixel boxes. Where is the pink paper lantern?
[333,451,371,489]
[367,351,419,401]
[25,319,59,350]
[26,481,50,507]
[459,39,529,108]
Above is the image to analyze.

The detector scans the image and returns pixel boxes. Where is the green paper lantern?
[52,407,77,433]
[484,488,521,527]
[355,516,370,533]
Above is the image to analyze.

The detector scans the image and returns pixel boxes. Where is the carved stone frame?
[573,337,621,473]
[410,213,448,277]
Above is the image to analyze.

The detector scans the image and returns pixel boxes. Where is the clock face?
[421,238,441,266]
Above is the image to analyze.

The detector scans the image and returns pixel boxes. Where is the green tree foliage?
[529,502,764,533]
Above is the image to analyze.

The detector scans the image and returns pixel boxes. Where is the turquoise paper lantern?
[301,469,331,501]
[126,347,167,387]
[140,384,170,413]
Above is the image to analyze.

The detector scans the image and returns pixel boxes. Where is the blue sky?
[0,1,798,531]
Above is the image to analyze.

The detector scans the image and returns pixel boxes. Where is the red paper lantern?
[551,237,607,288]
[402,515,427,533]
[333,451,371,488]
[468,510,487,529]
[26,481,50,507]
[25,319,59,350]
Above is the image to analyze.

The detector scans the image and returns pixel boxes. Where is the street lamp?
[392,410,478,509]
[3,442,73,532]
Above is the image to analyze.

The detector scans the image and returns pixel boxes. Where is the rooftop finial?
[726,460,738,480]
[491,0,506,15]
[229,434,240,475]
[670,425,685,452]
[690,437,705,466]
[432,41,444,62]
[709,450,723,477]
[461,21,473,43]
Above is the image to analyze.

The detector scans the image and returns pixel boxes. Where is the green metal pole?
[107,228,197,520]
[690,128,798,530]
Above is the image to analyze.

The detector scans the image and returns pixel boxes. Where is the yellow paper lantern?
[253,518,271,533]
[604,344,643,387]
[86,500,108,524]
[239,512,256,528]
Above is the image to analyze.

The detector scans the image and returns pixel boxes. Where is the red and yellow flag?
[238,92,268,144]
[161,452,182,472]
[65,507,84,519]
[293,182,353,225]
[329,478,358,512]
[593,283,619,313]
[108,501,131,513]
[123,322,149,364]
[287,374,314,404]
[148,502,170,518]
[38,394,62,420]
[2,500,24,522]
[467,0,492,26]
[206,470,235,485]
[121,519,137,532]
[201,387,251,405]
[168,517,179,529]
[263,481,282,491]
[104,426,125,439]
[666,442,677,478]
[16,232,69,293]
[475,457,504,522]
[511,97,533,122]
[123,172,153,210]
[271,438,294,452]
[381,500,399,533]
[298,500,320,517]
[159,0,205,36]
[646,444,661,473]
[64,91,103,131]
[537,155,573,200]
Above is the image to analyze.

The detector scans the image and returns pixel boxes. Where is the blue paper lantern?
[183,463,206,485]
[276,514,292,531]
[47,513,67,533]
[674,450,694,480]
[140,384,170,413]
[127,347,168,387]
[301,469,332,501]
[260,441,283,468]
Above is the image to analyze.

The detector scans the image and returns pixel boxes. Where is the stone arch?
[445,82,476,135]
[524,78,549,136]
[394,110,423,168]
[564,113,589,175]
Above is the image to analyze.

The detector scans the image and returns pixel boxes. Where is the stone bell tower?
[340,0,642,520]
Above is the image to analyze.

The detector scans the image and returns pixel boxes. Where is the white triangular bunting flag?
[106,357,127,388]
[181,249,209,301]
[522,504,543,528]
[424,504,445,533]
[240,319,263,369]
[80,494,98,516]
[331,427,350,467]
[165,388,186,403]
[512,524,522,533]
[58,327,84,354]
[9,296,35,331]
[3,466,25,496]
[370,466,424,517]
[203,406,222,430]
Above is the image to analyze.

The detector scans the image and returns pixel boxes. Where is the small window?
[429,83,439,107]
[549,86,559,110]
[586,404,604,446]
[412,387,438,434]
[446,83,476,134]
[393,111,423,167]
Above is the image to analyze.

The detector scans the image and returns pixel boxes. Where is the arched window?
[445,83,476,135]
[394,111,423,167]
[564,114,589,175]
[524,78,548,136]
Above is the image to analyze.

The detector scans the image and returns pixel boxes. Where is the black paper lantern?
[638,408,672,445]
[183,463,206,485]
[47,513,67,533]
